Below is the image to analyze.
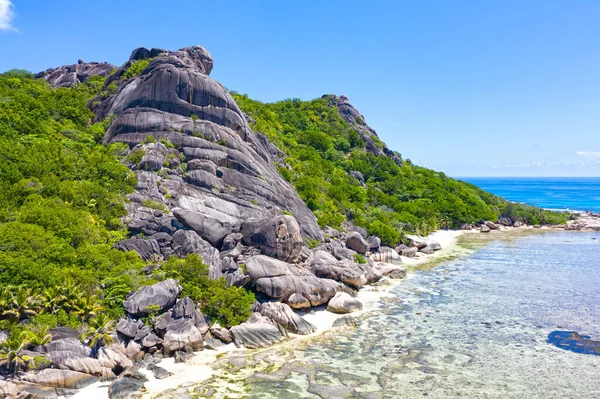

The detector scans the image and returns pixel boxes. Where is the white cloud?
[0,0,16,32]
[576,151,600,157]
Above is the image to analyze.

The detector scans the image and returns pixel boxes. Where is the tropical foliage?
[233,94,568,244]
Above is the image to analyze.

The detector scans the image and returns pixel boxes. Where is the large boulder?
[240,215,303,262]
[35,338,91,357]
[97,347,134,371]
[345,232,369,254]
[254,274,339,307]
[162,318,204,355]
[229,322,285,349]
[172,296,196,319]
[173,208,233,248]
[171,229,221,272]
[123,279,182,316]
[255,302,316,335]
[485,221,500,230]
[21,369,98,389]
[116,319,139,339]
[327,292,363,314]
[113,237,161,261]
[244,255,294,280]
[367,236,381,252]
[45,351,104,375]
[309,250,362,289]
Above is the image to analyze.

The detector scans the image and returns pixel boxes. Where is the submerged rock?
[547,331,600,356]
[108,377,145,399]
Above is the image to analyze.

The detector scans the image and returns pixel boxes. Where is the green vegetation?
[353,253,367,264]
[160,254,255,327]
[233,94,568,245]
[141,199,167,212]
[123,59,151,80]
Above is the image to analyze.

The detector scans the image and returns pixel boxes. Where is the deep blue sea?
[461,177,600,212]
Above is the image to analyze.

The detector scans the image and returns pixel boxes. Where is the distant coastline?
[460,176,600,213]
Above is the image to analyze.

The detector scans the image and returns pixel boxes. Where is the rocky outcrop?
[240,215,303,262]
[123,279,182,316]
[323,95,403,166]
[327,292,363,314]
[36,60,115,88]
[89,45,321,244]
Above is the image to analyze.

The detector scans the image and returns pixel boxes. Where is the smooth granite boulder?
[256,274,339,307]
[113,237,161,261]
[172,296,196,319]
[345,232,369,254]
[45,351,104,376]
[116,319,139,339]
[255,302,316,335]
[35,338,91,357]
[123,279,182,316]
[309,250,362,289]
[367,236,381,252]
[229,322,285,349]
[21,369,98,389]
[485,221,500,230]
[286,293,311,309]
[480,225,491,233]
[163,318,204,355]
[97,347,134,371]
[327,292,363,314]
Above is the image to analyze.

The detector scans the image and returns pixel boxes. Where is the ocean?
[460,177,600,213]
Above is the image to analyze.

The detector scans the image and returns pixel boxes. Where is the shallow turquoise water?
[221,231,600,398]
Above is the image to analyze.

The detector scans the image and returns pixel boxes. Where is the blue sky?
[1,0,599,177]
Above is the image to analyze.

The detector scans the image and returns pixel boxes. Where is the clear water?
[193,231,600,399]
[461,177,600,212]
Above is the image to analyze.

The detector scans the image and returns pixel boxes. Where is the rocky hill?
[0,45,571,397]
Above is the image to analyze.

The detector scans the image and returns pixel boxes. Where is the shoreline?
[77,229,470,399]
[73,221,597,398]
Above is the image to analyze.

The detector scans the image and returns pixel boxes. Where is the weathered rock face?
[123,279,182,316]
[255,302,316,335]
[84,45,322,247]
[245,255,340,307]
[240,215,303,262]
[309,250,362,289]
[35,60,115,88]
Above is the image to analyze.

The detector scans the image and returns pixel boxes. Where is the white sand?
[74,229,467,399]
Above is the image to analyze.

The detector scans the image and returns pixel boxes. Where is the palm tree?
[40,286,62,313]
[24,326,52,349]
[0,333,30,379]
[0,287,41,322]
[80,314,115,356]
[72,293,105,322]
